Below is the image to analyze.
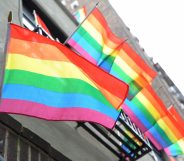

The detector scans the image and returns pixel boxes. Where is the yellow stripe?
[136,92,161,120]
[113,52,149,87]
[83,20,117,55]
[157,118,178,143]
[7,53,122,107]
[178,138,184,151]
[6,53,98,89]
[103,46,117,56]
[113,55,139,80]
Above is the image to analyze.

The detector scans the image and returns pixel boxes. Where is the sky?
[109,0,184,95]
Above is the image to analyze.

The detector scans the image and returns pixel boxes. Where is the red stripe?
[145,85,168,113]
[168,106,184,127]
[123,42,157,80]
[9,24,129,101]
[91,8,124,44]
[166,110,184,136]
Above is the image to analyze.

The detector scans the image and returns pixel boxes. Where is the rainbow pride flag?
[122,86,184,156]
[67,8,157,97]
[73,6,86,23]
[108,42,157,97]
[0,24,129,129]
[68,8,125,66]
[145,111,184,150]
[123,85,167,133]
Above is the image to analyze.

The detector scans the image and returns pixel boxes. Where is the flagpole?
[33,10,42,35]
[64,2,99,45]
[0,11,13,101]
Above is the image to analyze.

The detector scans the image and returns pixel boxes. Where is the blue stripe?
[149,124,169,148]
[124,99,153,129]
[2,84,119,120]
[110,68,130,83]
[71,33,101,61]
[99,59,112,72]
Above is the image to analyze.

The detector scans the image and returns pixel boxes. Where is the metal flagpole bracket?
[0,12,12,101]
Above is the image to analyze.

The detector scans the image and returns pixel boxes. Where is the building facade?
[0,0,183,161]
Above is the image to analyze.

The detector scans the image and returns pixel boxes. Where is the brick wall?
[0,114,71,161]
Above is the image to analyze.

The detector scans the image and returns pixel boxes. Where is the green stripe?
[131,97,156,125]
[77,26,108,60]
[129,81,142,98]
[99,54,116,70]
[110,63,141,96]
[78,26,102,52]
[154,123,173,145]
[110,62,133,83]
[4,69,113,108]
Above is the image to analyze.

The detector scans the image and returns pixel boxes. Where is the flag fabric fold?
[67,7,157,97]
[0,24,129,129]
[70,6,184,157]
[122,86,184,156]
[145,112,184,150]
[108,42,157,97]
[68,6,184,157]
[67,8,125,66]
[123,85,167,133]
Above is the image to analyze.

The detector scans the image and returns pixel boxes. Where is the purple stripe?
[145,131,162,150]
[0,99,116,128]
[122,104,147,132]
[164,148,171,156]
[68,39,97,64]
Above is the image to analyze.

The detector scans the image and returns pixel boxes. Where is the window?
[22,0,67,42]
[71,1,79,10]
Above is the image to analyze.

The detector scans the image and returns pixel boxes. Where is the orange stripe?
[141,87,167,116]
[118,48,149,87]
[10,24,129,101]
[87,16,120,48]
[9,40,123,108]
[162,116,183,139]
[168,106,184,126]
[134,75,149,88]
[8,38,70,62]
[122,42,157,81]
[167,110,184,136]
[146,85,167,114]
[92,9,122,43]
[87,8,124,46]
